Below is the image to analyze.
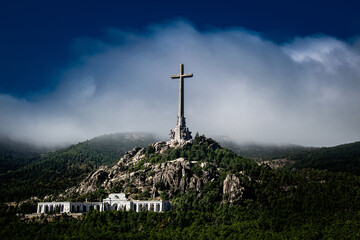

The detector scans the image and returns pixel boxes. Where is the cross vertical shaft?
[178,64,185,126]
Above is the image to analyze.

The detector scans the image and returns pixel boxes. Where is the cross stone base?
[170,125,192,143]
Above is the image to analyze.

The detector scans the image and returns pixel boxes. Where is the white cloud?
[1,20,360,147]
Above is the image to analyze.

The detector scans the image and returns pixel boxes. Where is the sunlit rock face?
[222,174,245,204]
[64,137,255,206]
[67,140,218,199]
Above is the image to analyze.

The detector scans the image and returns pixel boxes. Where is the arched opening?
[150,204,154,212]
[156,204,160,212]
[44,205,49,213]
[96,205,100,211]
[72,205,75,213]
[133,204,137,212]
[90,205,94,211]
[60,205,64,213]
[104,203,110,211]
[49,205,53,213]
[143,204,148,212]
[113,204,118,211]
[83,205,87,212]
[76,205,80,213]
[38,205,42,213]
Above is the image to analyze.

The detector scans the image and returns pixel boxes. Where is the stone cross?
[169,64,193,142]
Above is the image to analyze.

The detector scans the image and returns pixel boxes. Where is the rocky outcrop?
[66,166,110,195]
[65,138,250,203]
[66,140,219,199]
[222,174,245,204]
[257,158,295,169]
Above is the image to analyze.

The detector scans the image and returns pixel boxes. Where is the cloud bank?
[1,20,360,147]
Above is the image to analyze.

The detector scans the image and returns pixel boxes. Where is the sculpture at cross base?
[169,64,193,143]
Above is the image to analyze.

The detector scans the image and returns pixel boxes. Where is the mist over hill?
[0,136,53,175]
[218,137,311,161]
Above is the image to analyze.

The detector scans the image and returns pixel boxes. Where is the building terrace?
[36,193,171,214]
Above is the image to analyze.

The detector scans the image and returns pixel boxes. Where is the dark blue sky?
[0,0,359,98]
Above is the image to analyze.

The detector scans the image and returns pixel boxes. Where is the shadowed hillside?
[222,139,360,174]
[288,142,360,174]
[0,132,158,202]
[0,136,50,174]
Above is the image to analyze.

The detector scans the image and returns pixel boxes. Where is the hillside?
[2,134,360,204]
[0,132,158,202]
[2,135,360,238]
[64,134,258,205]
[62,135,360,215]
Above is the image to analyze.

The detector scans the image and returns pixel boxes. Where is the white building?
[36,193,171,214]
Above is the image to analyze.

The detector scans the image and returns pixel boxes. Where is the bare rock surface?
[223,173,245,204]
[258,158,295,169]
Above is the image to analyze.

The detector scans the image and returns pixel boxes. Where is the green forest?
[0,133,157,202]
[1,134,360,239]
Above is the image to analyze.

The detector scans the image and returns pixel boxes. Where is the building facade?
[36,193,171,214]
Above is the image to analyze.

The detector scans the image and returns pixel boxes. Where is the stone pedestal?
[170,124,192,143]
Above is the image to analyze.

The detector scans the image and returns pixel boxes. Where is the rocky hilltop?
[65,136,258,204]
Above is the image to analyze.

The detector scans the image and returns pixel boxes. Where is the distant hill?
[219,140,310,161]
[0,136,50,175]
[288,142,360,174]
[222,139,360,175]
[0,132,159,202]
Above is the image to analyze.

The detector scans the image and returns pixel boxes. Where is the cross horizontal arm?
[183,73,193,78]
[170,73,193,79]
[170,75,180,79]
